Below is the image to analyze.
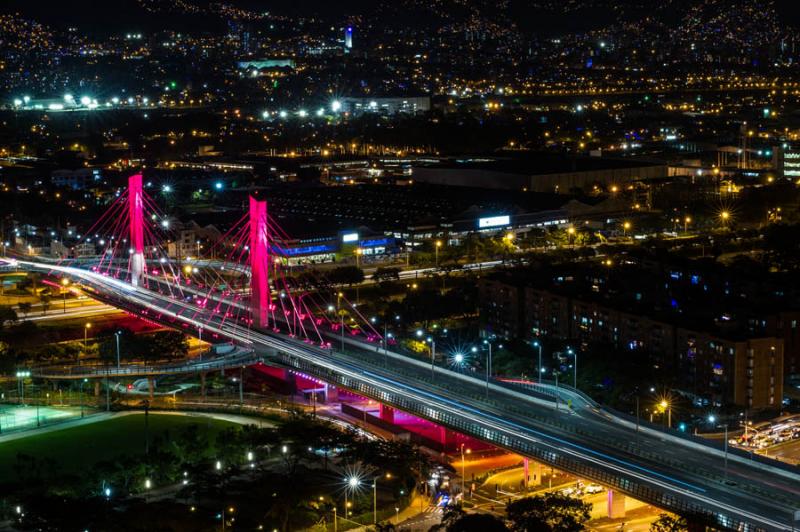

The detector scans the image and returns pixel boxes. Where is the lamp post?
[80,378,88,418]
[337,292,345,351]
[708,415,728,481]
[481,338,500,398]
[533,340,543,384]
[659,400,671,428]
[114,330,122,369]
[345,476,360,519]
[373,473,391,525]
[460,444,471,496]
[566,346,577,389]
[61,278,70,312]
[427,337,436,378]
[84,322,92,349]
[15,370,30,405]
[553,370,560,411]
[435,240,442,267]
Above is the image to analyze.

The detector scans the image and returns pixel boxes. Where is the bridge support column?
[607,490,626,519]
[323,383,337,402]
[249,196,269,329]
[94,380,100,397]
[147,377,155,400]
[379,404,395,423]
[200,372,207,401]
[128,174,145,287]
[523,458,542,487]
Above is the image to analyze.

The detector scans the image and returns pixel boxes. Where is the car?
[585,484,604,494]
[560,486,580,497]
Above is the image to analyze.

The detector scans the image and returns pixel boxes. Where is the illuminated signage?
[478,215,511,229]
[342,232,359,243]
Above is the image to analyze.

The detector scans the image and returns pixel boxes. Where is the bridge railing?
[29,350,259,378]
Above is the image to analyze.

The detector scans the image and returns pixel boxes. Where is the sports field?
[0,413,236,477]
[0,404,82,432]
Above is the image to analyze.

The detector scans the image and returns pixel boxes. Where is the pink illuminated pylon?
[249,196,269,328]
[129,174,145,287]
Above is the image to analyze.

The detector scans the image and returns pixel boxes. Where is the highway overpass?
[7,258,800,531]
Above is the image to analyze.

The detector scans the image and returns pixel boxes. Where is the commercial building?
[411,154,668,193]
[339,96,431,115]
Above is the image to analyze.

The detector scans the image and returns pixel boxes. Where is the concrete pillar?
[94,380,100,397]
[147,377,155,400]
[281,369,296,394]
[529,460,542,485]
[379,404,395,423]
[607,490,626,519]
[324,383,338,402]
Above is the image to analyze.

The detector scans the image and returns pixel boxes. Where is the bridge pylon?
[249,196,269,328]
[128,174,145,287]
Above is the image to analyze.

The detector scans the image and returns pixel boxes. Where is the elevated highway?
[7,258,800,531]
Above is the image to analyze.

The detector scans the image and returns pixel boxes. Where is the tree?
[430,506,508,532]
[448,514,508,532]
[18,302,32,318]
[0,305,17,329]
[328,265,365,286]
[650,514,688,532]
[506,493,592,532]
[39,295,52,315]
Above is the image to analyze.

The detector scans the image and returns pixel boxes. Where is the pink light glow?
[249,196,269,328]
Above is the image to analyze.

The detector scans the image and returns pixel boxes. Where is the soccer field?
[0,413,237,478]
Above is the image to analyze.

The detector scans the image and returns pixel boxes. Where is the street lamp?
[720,210,731,228]
[460,444,471,496]
[481,338,501,398]
[80,378,88,417]
[708,414,729,480]
[84,322,92,349]
[658,399,671,428]
[61,278,70,312]
[114,330,122,369]
[373,473,391,525]
[566,346,577,389]
[622,221,631,237]
[533,340,543,384]
[684,216,692,233]
[344,475,360,517]
[15,370,30,405]
[427,337,436,378]
[435,240,442,267]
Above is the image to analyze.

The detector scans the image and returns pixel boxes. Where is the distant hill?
[1,0,798,39]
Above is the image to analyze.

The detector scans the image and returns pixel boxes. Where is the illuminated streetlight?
[84,322,92,348]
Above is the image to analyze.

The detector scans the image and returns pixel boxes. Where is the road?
[8,258,800,531]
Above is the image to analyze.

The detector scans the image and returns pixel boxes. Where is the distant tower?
[344,26,353,52]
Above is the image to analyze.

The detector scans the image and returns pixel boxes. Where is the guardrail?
[29,350,261,379]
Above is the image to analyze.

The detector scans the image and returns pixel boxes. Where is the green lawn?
[0,413,236,477]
